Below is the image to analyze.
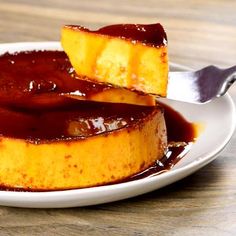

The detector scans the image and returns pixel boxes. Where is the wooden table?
[0,0,236,235]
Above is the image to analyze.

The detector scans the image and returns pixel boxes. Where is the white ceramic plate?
[0,42,235,208]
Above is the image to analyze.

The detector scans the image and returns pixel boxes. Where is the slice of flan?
[61,23,168,96]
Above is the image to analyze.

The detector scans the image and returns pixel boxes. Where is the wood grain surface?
[0,0,236,235]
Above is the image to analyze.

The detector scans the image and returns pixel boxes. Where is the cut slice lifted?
[61,23,168,96]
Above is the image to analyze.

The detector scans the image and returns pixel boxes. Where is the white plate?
[0,42,235,208]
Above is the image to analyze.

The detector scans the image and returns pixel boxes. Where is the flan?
[0,50,167,190]
[61,23,168,96]
[0,100,166,190]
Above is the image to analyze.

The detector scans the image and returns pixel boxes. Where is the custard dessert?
[0,101,166,190]
[0,50,167,190]
[61,23,168,96]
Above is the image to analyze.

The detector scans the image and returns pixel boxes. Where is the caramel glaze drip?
[66,23,167,47]
[128,102,196,181]
[0,100,155,143]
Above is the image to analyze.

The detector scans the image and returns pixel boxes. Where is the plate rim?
[0,42,235,207]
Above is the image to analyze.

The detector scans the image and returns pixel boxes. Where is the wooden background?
[0,0,236,235]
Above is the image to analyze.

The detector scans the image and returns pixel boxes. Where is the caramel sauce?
[66,23,167,47]
[0,100,158,143]
[0,50,195,191]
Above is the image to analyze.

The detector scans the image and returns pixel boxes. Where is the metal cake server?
[167,65,236,104]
